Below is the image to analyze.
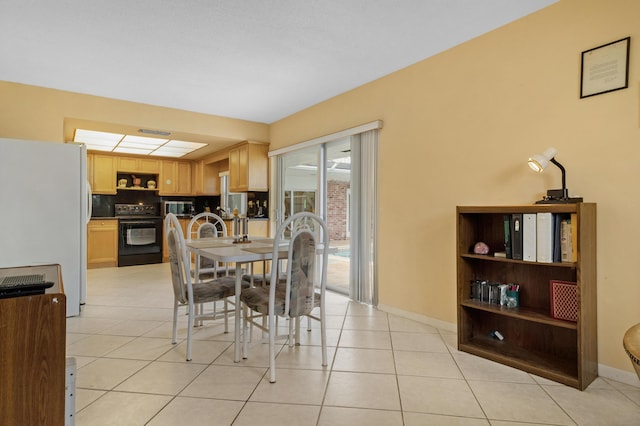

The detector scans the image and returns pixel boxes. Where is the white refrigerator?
[0,138,89,317]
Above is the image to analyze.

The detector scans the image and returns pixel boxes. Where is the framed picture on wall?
[580,37,630,98]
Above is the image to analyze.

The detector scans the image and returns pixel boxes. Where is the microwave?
[163,201,193,218]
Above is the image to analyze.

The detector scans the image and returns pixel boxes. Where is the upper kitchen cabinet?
[159,159,192,195]
[88,153,117,194]
[228,141,269,192]
[117,156,160,174]
[192,159,225,195]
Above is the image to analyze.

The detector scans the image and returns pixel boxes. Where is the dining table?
[185,236,287,363]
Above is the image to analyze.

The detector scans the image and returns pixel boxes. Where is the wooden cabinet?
[224,218,269,238]
[160,160,192,195]
[456,203,597,390]
[0,293,66,425]
[229,141,269,192]
[117,156,160,174]
[88,153,117,194]
[87,219,119,268]
[192,159,223,195]
[249,219,269,238]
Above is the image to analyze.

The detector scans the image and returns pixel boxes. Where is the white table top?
[185,237,286,263]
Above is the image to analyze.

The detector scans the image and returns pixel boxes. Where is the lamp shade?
[528,147,558,172]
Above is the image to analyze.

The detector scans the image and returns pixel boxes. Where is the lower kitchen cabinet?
[87,219,118,268]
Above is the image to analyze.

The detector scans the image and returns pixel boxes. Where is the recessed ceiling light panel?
[73,128,205,157]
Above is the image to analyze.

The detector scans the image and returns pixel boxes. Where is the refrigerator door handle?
[86,181,92,224]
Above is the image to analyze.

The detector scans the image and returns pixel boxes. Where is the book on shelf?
[536,212,554,263]
[522,213,537,262]
[503,215,512,258]
[553,214,562,262]
[560,217,572,262]
[570,213,578,262]
[510,213,523,260]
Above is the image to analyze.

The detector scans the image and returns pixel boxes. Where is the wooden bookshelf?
[456,203,597,390]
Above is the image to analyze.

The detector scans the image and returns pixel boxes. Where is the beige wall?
[0,0,637,377]
[270,0,640,376]
[0,81,270,149]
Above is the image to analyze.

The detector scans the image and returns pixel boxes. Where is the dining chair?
[187,212,232,280]
[240,212,329,383]
[164,213,250,361]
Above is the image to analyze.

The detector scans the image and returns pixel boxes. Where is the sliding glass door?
[273,126,377,304]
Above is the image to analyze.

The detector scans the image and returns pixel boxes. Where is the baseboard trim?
[598,363,640,388]
[377,303,456,333]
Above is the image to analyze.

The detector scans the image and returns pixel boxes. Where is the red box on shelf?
[550,280,578,322]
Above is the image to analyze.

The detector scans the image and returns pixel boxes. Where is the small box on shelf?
[550,280,578,322]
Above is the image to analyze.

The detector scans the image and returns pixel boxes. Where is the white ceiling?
[0,0,556,125]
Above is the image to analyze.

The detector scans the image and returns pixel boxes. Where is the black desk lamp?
[528,147,583,204]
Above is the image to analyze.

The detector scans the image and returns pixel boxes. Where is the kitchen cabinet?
[192,159,223,195]
[247,219,270,275]
[87,219,118,268]
[0,292,66,425]
[159,160,192,195]
[117,156,160,174]
[248,219,269,238]
[219,218,269,274]
[88,153,117,194]
[228,141,269,192]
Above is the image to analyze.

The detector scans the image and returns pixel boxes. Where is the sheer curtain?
[350,130,378,305]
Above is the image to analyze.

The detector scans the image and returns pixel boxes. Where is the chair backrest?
[271,212,329,318]
[187,212,227,270]
[164,213,190,304]
[187,212,227,241]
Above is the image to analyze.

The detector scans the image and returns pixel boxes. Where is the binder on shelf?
[522,213,537,262]
[570,213,578,262]
[553,214,562,263]
[560,217,572,262]
[511,213,523,260]
[536,212,554,263]
[503,215,512,259]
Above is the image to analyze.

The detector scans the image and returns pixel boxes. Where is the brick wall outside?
[327,180,349,241]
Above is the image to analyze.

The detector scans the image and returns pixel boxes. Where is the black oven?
[116,204,163,267]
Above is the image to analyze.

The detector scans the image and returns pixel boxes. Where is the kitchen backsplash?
[91,193,267,218]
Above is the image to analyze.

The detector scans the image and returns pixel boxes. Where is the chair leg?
[289,319,294,348]
[172,299,179,345]
[269,312,277,383]
[242,303,249,359]
[321,311,327,367]
[186,302,195,362]
[223,299,229,333]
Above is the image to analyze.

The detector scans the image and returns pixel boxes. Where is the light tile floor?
[68,263,640,425]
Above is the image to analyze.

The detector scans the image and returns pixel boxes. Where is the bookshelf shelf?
[461,299,578,329]
[460,253,577,268]
[456,203,597,390]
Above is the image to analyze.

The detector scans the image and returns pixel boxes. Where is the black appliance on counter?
[115,203,163,267]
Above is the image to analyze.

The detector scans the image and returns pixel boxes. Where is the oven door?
[118,219,162,257]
